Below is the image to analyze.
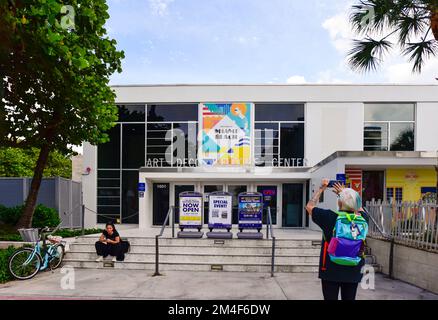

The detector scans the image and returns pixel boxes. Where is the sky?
[106,0,438,85]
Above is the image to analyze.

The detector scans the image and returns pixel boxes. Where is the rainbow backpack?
[326,211,368,266]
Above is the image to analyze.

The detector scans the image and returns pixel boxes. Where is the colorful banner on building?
[201,103,251,166]
[346,168,363,198]
[238,192,263,230]
[179,192,203,228]
[208,192,232,229]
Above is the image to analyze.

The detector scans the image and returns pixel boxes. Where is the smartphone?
[328,180,343,188]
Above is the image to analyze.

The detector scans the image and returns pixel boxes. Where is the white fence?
[366,200,438,253]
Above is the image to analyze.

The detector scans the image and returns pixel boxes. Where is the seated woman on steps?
[95,222,129,262]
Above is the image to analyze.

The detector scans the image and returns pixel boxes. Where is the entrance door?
[257,185,278,225]
[174,184,195,224]
[227,185,248,224]
[152,183,170,226]
[282,183,304,227]
[203,185,224,224]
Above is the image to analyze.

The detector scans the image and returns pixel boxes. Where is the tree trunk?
[431,8,438,40]
[15,144,51,229]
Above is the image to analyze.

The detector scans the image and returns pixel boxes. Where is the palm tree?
[349,0,438,73]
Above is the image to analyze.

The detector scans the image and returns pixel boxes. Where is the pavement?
[0,269,437,300]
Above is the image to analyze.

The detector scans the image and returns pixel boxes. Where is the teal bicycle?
[8,225,66,280]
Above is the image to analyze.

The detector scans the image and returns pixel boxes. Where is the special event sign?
[179,192,203,228]
[201,103,251,166]
[238,192,263,230]
[208,192,232,230]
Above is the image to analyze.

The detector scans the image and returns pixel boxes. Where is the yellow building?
[386,168,437,202]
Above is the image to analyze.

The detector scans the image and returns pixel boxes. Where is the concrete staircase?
[364,245,383,273]
[63,236,322,273]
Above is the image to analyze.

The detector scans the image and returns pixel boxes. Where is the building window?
[118,104,146,122]
[97,170,121,224]
[98,125,121,169]
[255,104,305,167]
[386,187,403,202]
[364,103,415,151]
[146,104,198,167]
[122,124,145,169]
[96,105,147,224]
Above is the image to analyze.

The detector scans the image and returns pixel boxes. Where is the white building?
[82,84,438,231]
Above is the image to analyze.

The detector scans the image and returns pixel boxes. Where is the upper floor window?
[146,104,198,167]
[255,104,305,167]
[364,103,415,151]
[118,104,146,122]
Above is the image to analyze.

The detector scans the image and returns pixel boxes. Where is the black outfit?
[311,207,369,300]
[95,230,130,261]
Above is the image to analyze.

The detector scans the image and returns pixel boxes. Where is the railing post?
[389,237,395,279]
[172,206,175,238]
[271,237,275,277]
[266,210,269,240]
[81,204,85,236]
[153,235,160,276]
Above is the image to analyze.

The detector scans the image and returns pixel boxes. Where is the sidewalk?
[0,269,436,300]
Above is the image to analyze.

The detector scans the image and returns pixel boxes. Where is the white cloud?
[322,12,353,54]
[316,70,351,84]
[286,75,307,84]
[384,58,438,83]
[233,35,261,46]
[148,0,174,16]
[322,7,438,84]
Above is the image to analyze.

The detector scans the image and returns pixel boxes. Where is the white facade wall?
[305,102,364,166]
[416,102,438,151]
[82,143,98,228]
[82,84,438,228]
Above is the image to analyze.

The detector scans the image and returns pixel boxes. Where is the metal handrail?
[363,205,395,279]
[153,206,175,276]
[266,207,276,277]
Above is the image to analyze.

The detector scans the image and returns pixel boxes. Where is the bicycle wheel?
[48,244,65,270]
[8,248,42,280]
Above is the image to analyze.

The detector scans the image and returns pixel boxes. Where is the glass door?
[257,185,278,225]
[174,185,195,224]
[227,185,248,224]
[282,183,304,227]
[203,185,224,224]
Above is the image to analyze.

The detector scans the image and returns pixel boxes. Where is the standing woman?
[95,222,124,262]
[305,179,369,301]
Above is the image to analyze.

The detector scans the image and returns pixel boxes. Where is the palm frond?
[397,13,429,45]
[350,0,403,34]
[348,37,393,72]
[402,38,438,72]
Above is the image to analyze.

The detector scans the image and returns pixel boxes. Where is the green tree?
[349,0,438,72]
[0,0,124,228]
[0,147,72,178]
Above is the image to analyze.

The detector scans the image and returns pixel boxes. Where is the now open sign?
[179,192,203,228]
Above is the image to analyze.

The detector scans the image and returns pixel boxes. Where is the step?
[74,237,320,248]
[62,259,319,273]
[65,251,320,265]
[68,243,321,256]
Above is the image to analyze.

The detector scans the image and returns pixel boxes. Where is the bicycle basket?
[18,228,40,242]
